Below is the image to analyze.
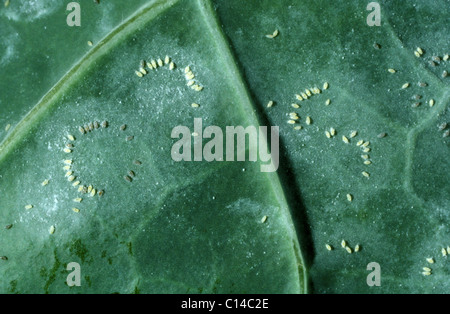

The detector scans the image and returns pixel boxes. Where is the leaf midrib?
[196,0,307,293]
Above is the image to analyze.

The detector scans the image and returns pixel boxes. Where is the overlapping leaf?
[0,0,448,293]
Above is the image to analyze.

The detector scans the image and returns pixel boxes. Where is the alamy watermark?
[171,118,279,173]
[64,260,379,288]
[66,262,81,287]
[366,2,381,26]
[366,262,381,286]
[66,2,81,27]
[67,2,381,28]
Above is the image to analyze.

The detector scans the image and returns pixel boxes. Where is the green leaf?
[212,0,449,293]
[0,0,304,294]
[0,0,448,294]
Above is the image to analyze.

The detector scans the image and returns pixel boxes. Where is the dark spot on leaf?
[68,239,90,264]
[44,249,61,294]
[8,280,18,294]
[127,242,133,256]
[40,267,47,278]
[85,276,92,287]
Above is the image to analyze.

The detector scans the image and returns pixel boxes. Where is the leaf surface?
[0,0,449,293]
